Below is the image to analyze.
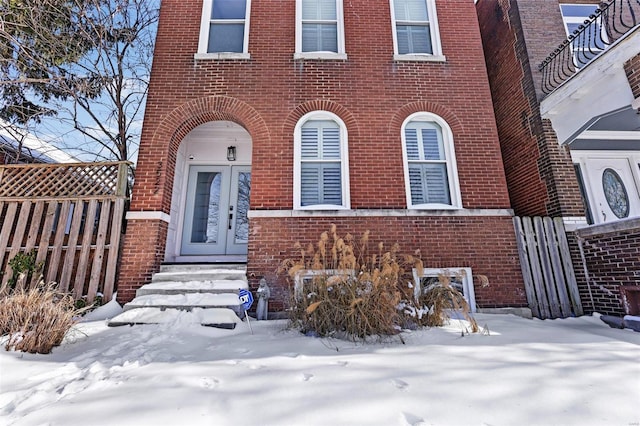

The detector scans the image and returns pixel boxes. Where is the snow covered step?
[151,269,247,283]
[136,279,248,297]
[108,307,242,329]
[123,292,243,312]
[159,263,246,273]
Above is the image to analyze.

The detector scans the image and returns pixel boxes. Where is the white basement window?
[412,267,477,313]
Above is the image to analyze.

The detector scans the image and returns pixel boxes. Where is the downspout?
[576,235,596,311]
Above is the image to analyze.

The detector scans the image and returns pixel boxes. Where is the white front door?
[584,158,640,223]
[181,165,251,255]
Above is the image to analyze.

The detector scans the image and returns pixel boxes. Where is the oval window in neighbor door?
[602,168,630,219]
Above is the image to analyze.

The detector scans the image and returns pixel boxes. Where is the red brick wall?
[117,219,168,304]
[119,0,525,306]
[625,53,640,99]
[572,220,640,316]
[132,0,509,213]
[248,216,528,310]
[476,0,585,217]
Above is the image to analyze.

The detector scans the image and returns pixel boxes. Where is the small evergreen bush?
[6,250,43,292]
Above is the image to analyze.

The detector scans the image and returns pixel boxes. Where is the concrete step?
[112,263,250,329]
[108,307,242,329]
[123,292,243,312]
[159,263,247,273]
[136,279,248,297]
[151,268,247,283]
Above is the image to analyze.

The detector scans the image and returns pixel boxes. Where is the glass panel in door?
[181,166,231,255]
[226,167,251,255]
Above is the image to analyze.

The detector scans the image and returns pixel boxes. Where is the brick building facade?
[118,0,528,311]
[476,0,640,316]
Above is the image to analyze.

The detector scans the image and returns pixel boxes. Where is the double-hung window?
[559,4,606,68]
[402,113,461,209]
[390,0,444,61]
[295,0,346,59]
[197,0,251,59]
[294,112,350,209]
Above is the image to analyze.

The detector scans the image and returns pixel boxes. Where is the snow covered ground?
[1,301,638,426]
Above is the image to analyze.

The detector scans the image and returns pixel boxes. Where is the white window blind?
[405,123,451,205]
[301,0,338,52]
[393,0,432,54]
[300,121,342,206]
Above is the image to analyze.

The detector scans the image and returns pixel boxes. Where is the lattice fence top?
[0,161,129,199]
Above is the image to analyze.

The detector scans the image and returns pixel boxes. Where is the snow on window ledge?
[294,52,348,61]
[393,54,446,63]
[194,53,251,61]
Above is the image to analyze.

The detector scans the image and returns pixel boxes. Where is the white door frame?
[572,150,640,224]
[180,165,251,256]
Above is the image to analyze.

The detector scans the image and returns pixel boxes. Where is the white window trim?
[560,4,601,36]
[294,269,355,299]
[294,0,347,60]
[412,267,476,313]
[389,0,445,61]
[400,112,462,209]
[293,110,351,210]
[559,4,607,68]
[196,0,252,60]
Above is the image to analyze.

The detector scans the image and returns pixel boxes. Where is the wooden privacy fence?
[513,217,583,319]
[0,161,129,302]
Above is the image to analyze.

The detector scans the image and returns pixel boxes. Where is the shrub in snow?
[0,279,86,354]
[4,249,44,292]
[281,225,424,341]
[407,272,479,332]
[282,226,481,340]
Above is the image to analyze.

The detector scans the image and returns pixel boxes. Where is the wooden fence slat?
[59,201,85,292]
[47,200,71,284]
[554,217,584,316]
[1,162,128,302]
[73,200,98,299]
[87,200,112,302]
[33,201,58,286]
[1,201,32,290]
[0,202,17,274]
[543,217,573,317]
[103,198,125,301]
[522,217,551,319]
[24,201,45,252]
[513,217,541,318]
[515,216,585,319]
[534,217,562,318]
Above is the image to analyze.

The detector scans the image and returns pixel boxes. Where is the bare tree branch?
[0,0,159,188]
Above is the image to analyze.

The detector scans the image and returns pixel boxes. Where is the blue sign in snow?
[239,289,254,311]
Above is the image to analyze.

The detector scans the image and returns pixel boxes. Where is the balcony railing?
[539,0,640,94]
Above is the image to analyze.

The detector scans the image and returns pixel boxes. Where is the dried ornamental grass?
[0,278,86,354]
[416,272,479,332]
[281,225,422,341]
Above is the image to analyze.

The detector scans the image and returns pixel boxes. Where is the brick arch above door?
[131,96,270,213]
